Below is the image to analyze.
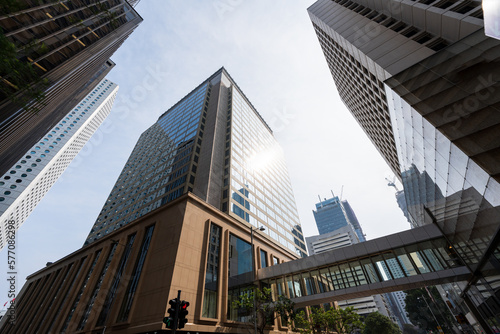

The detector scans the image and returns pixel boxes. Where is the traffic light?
[163,298,179,329]
[178,300,189,329]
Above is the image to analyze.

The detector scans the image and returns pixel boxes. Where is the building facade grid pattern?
[0,79,117,249]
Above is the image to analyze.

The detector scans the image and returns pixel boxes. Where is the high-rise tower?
[0,68,305,333]
[85,68,307,257]
[308,0,483,177]
[309,0,500,332]
[0,0,142,176]
[0,79,118,250]
[313,195,364,241]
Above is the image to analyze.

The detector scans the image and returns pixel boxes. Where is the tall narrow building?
[0,0,142,176]
[0,79,118,250]
[309,0,500,332]
[85,67,307,257]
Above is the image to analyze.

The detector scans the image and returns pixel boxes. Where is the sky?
[0,1,410,304]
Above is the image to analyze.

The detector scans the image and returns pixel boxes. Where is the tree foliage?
[363,312,401,334]
[404,287,455,333]
[0,29,48,113]
[293,306,364,334]
[0,0,27,14]
[402,323,422,334]
[233,287,295,334]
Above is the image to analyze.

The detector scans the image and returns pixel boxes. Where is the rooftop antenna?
[339,185,344,201]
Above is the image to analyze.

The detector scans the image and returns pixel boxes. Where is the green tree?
[0,0,27,14]
[293,306,364,334]
[404,287,455,333]
[233,287,295,334]
[0,29,48,113]
[363,312,401,334]
[402,323,422,334]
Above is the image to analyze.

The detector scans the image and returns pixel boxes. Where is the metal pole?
[173,290,181,334]
[251,227,257,334]
[420,295,444,334]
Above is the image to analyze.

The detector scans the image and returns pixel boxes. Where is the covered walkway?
[258,224,471,308]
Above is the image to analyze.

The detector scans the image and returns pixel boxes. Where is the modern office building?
[84,67,307,258]
[395,190,409,222]
[306,225,391,318]
[0,79,118,250]
[0,68,306,333]
[0,0,143,176]
[309,0,500,332]
[341,199,365,241]
[0,193,298,333]
[387,177,411,224]
[308,0,483,178]
[313,194,364,241]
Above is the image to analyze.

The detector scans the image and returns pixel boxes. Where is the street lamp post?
[419,295,443,334]
[251,226,265,334]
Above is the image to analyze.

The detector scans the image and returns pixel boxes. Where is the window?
[95,234,136,326]
[260,249,268,269]
[117,226,155,322]
[77,244,118,330]
[228,234,252,276]
[61,250,102,332]
[202,224,222,318]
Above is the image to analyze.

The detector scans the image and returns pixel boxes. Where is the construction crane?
[385,176,400,192]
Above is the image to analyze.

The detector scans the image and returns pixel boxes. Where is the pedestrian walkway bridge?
[257,224,471,308]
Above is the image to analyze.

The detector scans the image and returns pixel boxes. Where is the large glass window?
[227,234,253,321]
[260,249,268,269]
[96,234,136,326]
[47,257,87,333]
[61,249,102,332]
[228,234,252,277]
[227,286,253,322]
[77,243,118,330]
[117,226,155,322]
[33,264,73,333]
[202,224,221,318]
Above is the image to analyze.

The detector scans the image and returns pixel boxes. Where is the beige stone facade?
[0,193,297,333]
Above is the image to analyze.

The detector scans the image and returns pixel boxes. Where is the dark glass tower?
[309,0,500,332]
[85,68,307,257]
[0,0,143,176]
[341,199,364,241]
[313,195,364,242]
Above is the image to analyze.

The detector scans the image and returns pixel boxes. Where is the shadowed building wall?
[0,0,143,176]
[0,193,296,334]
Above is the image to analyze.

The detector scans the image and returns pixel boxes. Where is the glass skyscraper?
[313,195,364,241]
[85,68,306,257]
[309,0,500,331]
